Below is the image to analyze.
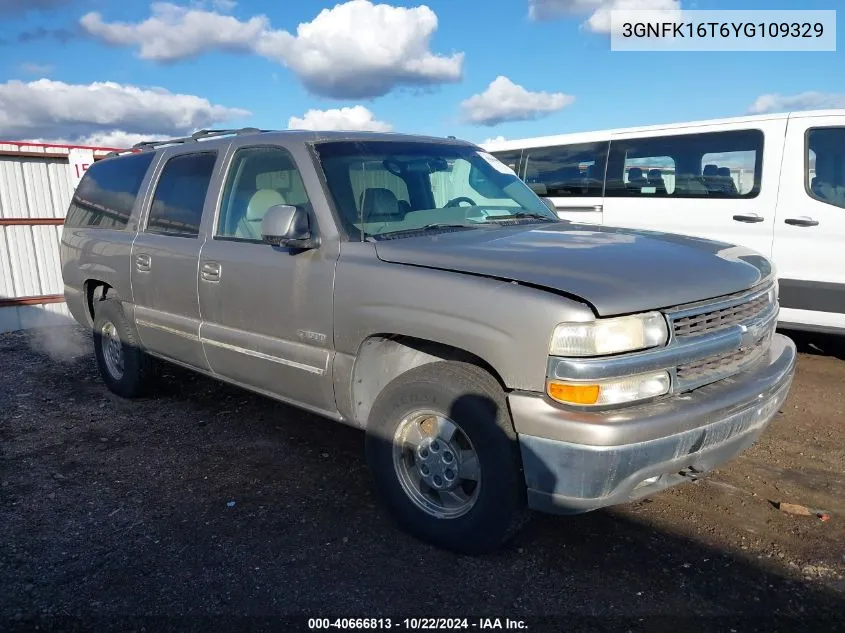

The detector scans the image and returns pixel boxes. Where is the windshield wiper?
[372,223,478,239]
[486,212,557,222]
[422,223,479,230]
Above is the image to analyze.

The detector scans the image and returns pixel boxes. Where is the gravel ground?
[1,325,844,632]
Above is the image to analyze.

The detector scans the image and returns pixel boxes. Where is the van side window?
[521,142,608,197]
[65,152,155,229]
[605,130,763,199]
[146,152,217,237]
[624,156,675,195]
[806,127,845,209]
[216,146,311,241]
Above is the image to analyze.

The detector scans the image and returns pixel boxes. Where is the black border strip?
[779,279,845,314]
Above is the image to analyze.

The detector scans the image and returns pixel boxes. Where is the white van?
[483,110,845,335]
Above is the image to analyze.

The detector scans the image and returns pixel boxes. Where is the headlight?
[550,312,668,357]
[547,371,671,407]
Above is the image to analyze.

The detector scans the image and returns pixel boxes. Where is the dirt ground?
[1,325,844,632]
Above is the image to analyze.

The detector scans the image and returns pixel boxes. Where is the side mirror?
[261,205,319,249]
[540,197,557,212]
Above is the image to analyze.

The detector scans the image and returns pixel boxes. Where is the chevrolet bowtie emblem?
[738,324,756,349]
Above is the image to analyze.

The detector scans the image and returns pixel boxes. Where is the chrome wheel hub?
[393,411,480,519]
[416,437,458,490]
[101,321,124,380]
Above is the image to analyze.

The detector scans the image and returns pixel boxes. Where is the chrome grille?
[673,291,770,338]
[676,337,768,385]
[669,283,778,391]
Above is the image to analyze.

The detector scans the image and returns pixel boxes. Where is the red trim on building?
[0,140,126,152]
[0,295,65,308]
[0,218,65,226]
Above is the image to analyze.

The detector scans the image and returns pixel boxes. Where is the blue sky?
[0,0,842,147]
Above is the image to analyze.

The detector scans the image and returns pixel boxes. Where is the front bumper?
[510,333,796,514]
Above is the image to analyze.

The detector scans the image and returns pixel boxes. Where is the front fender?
[333,243,595,393]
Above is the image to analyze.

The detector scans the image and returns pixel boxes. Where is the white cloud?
[26,131,170,148]
[80,0,464,99]
[0,79,249,144]
[461,76,573,126]
[482,136,507,145]
[80,3,266,62]
[79,130,170,147]
[528,0,682,34]
[749,92,845,114]
[287,106,392,132]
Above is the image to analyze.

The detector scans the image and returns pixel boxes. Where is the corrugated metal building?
[0,141,119,333]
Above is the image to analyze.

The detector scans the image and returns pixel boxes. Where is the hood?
[374,223,773,316]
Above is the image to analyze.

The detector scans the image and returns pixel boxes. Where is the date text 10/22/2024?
[307,618,528,630]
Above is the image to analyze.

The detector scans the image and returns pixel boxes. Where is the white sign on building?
[68,148,95,187]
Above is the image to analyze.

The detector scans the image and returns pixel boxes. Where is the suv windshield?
[314,140,558,240]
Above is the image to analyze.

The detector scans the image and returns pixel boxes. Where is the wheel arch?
[83,280,113,327]
[350,334,507,428]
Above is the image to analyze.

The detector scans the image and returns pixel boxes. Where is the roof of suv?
[104,128,477,159]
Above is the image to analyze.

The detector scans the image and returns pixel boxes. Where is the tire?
[365,361,529,554]
[92,298,155,398]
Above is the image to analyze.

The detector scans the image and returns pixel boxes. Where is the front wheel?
[365,362,528,554]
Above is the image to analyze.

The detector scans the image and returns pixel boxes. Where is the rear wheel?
[365,362,528,554]
[92,299,155,398]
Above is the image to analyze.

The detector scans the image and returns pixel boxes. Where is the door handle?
[732,214,764,223]
[784,217,819,227]
[200,261,221,282]
[135,253,151,271]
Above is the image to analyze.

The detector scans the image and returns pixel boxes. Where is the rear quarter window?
[65,152,155,229]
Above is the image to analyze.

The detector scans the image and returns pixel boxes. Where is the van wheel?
[365,362,529,554]
[92,299,155,398]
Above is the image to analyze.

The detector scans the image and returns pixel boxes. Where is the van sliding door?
[601,121,786,260]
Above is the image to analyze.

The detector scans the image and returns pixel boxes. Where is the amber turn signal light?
[547,381,601,405]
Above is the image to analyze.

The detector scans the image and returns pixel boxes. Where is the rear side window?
[146,152,217,237]
[806,127,845,210]
[605,130,763,199]
[521,142,608,197]
[65,152,154,229]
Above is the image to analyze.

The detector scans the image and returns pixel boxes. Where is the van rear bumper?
[509,334,796,514]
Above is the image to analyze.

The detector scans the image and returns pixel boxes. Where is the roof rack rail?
[191,127,264,139]
[127,127,269,151]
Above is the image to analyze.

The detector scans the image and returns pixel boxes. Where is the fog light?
[547,370,671,407]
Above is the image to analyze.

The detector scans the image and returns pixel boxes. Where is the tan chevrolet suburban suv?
[61,128,796,553]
